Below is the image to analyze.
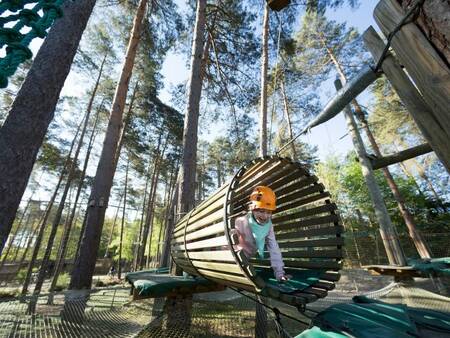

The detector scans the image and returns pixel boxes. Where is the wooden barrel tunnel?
[171,156,344,307]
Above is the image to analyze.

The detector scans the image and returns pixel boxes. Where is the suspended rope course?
[0,0,65,88]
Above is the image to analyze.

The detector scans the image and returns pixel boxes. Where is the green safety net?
[296,296,450,338]
[0,0,65,88]
[408,257,450,277]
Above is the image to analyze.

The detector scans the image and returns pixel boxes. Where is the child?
[234,186,291,282]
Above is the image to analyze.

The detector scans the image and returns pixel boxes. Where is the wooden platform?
[363,265,424,278]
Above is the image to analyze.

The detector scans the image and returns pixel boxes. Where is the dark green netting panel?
[0,0,65,88]
[408,257,450,277]
[126,270,217,298]
[296,296,450,338]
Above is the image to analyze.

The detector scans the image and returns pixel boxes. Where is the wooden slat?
[276,225,344,241]
[312,280,336,291]
[278,237,344,248]
[235,159,283,192]
[272,204,337,223]
[362,26,450,171]
[274,176,318,199]
[182,250,235,262]
[191,261,243,275]
[302,286,328,298]
[277,184,325,206]
[173,222,224,243]
[251,259,341,270]
[271,169,308,193]
[175,235,228,251]
[206,276,256,292]
[276,192,330,213]
[185,209,223,234]
[196,268,253,286]
[320,271,340,281]
[234,160,287,197]
[232,163,298,206]
[275,215,341,232]
[375,0,450,146]
[188,196,225,225]
[279,249,343,259]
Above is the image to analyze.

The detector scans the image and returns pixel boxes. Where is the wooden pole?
[370,143,433,170]
[362,26,450,173]
[374,0,450,165]
[335,79,406,266]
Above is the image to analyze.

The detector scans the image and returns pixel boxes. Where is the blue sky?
[159,0,379,161]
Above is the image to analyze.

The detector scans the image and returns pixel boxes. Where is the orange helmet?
[249,186,276,211]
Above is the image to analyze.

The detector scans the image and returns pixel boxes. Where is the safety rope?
[230,287,311,327]
[0,0,65,88]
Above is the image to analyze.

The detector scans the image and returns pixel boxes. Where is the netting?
[0,0,65,88]
[343,231,450,267]
[1,273,448,338]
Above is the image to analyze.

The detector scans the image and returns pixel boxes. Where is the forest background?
[0,0,448,291]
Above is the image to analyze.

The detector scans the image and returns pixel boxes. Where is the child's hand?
[277,274,292,282]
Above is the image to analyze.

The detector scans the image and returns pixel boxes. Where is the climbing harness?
[0,0,65,88]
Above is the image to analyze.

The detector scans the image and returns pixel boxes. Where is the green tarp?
[296,296,450,338]
[408,257,450,277]
[125,269,216,297]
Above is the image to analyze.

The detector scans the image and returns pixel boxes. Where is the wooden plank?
[320,271,341,282]
[172,222,224,243]
[191,261,243,275]
[174,235,228,251]
[371,143,433,170]
[252,259,341,270]
[279,249,343,259]
[271,169,308,193]
[188,196,225,225]
[374,0,450,165]
[277,184,325,206]
[302,286,328,298]
[232,163,298,206]
[185,209,223,234]
[272,203,337,223]
[234,160,286,196]
[276,225,344,241]
[196,268,253,286]
[312,280,336,291]
[275,215,341,233]
[274,176,318,199]
[206,276,256,292]
[173,250,235,262]
[278,237,345,248]
[362,26,450,172]
[276,192,330,213]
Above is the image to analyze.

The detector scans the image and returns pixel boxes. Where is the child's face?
[252,208,272,224]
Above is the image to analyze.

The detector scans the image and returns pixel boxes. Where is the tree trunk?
[178,0,207,217]
[161,182,179,268]
[280,73,297,160]
[259,4,269,157]
[145,163,162,268]
[49,61,106,293]
[33,102,94,296]
[70,0,148,289]
[0,0,97,256]
[21,123,82,296]
[352,102,432,258]
[336,79,406,266]
[133,162,151,271]
[118,158,129,279]
[326,45,427,258]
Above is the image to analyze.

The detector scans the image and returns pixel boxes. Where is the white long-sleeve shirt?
[234,213,285,279]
